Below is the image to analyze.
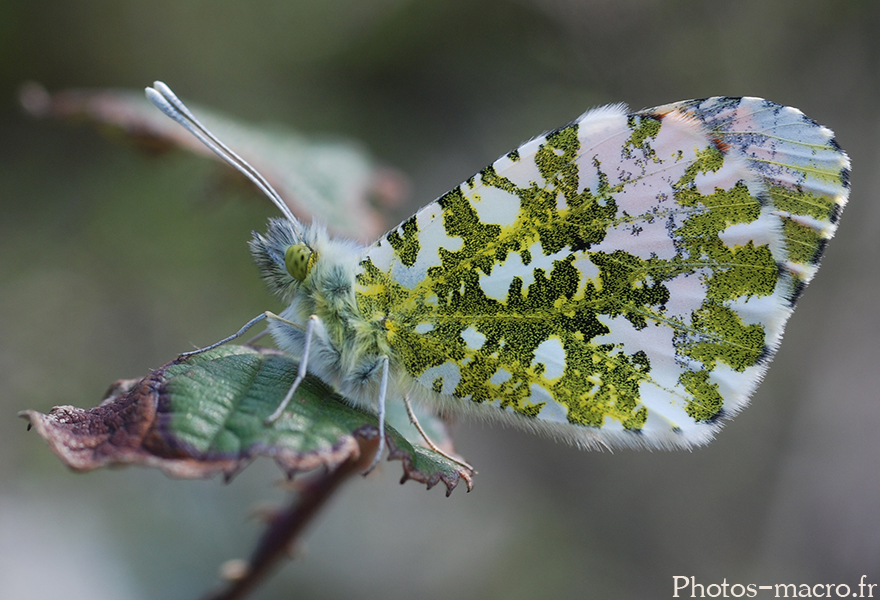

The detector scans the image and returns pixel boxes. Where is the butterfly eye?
[284,243,314,282]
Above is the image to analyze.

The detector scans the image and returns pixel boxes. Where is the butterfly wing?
[354,98,849,449]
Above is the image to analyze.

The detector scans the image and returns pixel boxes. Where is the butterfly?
[146,82,849,472]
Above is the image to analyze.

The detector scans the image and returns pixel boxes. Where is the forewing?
[355,98,849,449]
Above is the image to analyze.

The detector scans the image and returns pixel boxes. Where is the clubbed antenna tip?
[145,81,302,233]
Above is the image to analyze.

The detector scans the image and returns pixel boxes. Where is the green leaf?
[20,346,473,495]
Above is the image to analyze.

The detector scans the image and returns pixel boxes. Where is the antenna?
[145,81,302,233]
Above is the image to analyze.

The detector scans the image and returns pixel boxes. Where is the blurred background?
[2,1,879,598]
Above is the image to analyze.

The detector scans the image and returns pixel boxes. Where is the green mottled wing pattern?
[354,98,849,449]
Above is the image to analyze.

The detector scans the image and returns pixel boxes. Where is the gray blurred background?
[2,1,879,598]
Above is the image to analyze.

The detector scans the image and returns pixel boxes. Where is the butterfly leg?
[179,311,301,358]
[243,328,271,347]
[265,315,318,425]
[362,355,390,475]
[403,395,474,472]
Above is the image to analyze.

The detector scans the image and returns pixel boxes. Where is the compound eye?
[284,243,313,281]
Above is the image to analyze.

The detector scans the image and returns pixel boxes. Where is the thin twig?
[203,436,379,600]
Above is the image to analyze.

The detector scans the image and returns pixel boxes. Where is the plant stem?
[203,436,379,600]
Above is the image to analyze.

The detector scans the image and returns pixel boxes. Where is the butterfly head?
[249,217,319,300]
[284,243,315,282]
